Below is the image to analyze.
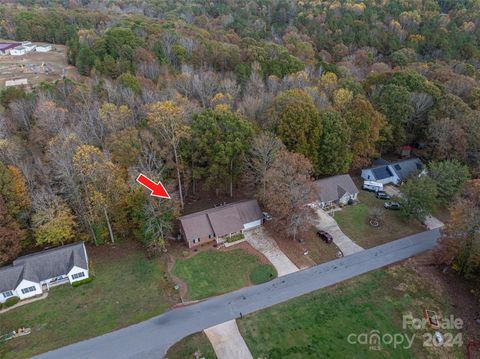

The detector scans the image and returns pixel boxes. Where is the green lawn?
[238,266,462,359]
[172,249,277,300]
[250,264,277,284]
[166,332,217,359]
[0,243,178,359]
[334,191,425,248]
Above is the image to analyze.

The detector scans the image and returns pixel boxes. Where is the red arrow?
[136,174,171,199]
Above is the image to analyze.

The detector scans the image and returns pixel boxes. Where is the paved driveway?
[204,320,253,359]
[244,227,299,276]
[313,208,364,256]
[34,229,440,359]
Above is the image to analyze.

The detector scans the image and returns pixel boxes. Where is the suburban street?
[34,229,440,359]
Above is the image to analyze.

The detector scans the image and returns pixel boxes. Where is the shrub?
[226,233,245,243]
[72,276,94,287]
[250,264,277,284]
[5,296,20,307]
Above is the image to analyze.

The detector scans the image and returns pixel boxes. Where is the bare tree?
[245,133,285,198]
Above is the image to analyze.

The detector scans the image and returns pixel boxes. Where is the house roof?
[391,158,423,181]
[0,43,20,52]
[0,266,24,293]
[372,166,394,180]
[13,242,88,282]
[0,242,88,293]
[178,199,262,240]
[314,174,359,203]
[364,158,423,182]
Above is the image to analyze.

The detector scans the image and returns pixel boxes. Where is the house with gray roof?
[361,158,424,185]
[313,174,359,208]
[178,199,263,248]
[0,242,89,303]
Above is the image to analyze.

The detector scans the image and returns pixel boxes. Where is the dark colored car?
[376,191,391,200]
[384,201,401,210]
[317,230,333,244]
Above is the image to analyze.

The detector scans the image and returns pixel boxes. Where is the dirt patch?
[87,239,144,263]
[405,254,480,357]
[166,253,189,302]
[182,183,256,215]
[0,43,76,88]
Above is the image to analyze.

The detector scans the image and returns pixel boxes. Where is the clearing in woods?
[0,43,77,88]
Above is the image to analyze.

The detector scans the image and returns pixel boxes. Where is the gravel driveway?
[244,227,299,277]
[313,207,364,256]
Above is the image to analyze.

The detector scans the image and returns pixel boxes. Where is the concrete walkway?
[313,208,364,256]
[244,227,299,276]
[34,229,440,359]
[204,320,253,359]
[0,292,48,314]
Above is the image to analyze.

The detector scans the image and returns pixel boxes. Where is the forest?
[0,0,479,280]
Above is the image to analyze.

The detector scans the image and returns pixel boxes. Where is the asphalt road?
[34,228,440,359]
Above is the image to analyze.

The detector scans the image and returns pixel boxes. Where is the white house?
[0,242,89,303]
[314,174,359,208]
[36,44,52,53]
[361,158,424,185]
[178,199,263,248]
[21,41,36,52]
[10,46,27,56]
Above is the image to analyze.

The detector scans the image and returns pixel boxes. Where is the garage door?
[243,219,262,230]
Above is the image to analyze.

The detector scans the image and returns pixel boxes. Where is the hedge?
[5,296,20,307]
[72,276,94,287]
[226,233,245,243]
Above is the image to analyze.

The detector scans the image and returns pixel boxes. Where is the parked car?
[376,191,391,200]
[362,180,384,193]
[263,212,273,221]
[384,201,401,210]
[317,230,333,244]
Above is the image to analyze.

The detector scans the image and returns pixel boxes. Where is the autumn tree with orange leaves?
[436,180,480,279]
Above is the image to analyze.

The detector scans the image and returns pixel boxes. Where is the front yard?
[265,222,340,269]
[334,191,425,248]
[166,332,217,359]
[0,241,179,359]
[238,265,463,359]
[172,248,277,300]
[168,264,467,359]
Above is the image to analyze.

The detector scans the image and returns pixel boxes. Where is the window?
[72,272,85,280]
[2,290,14,298]
[21,286,36,295]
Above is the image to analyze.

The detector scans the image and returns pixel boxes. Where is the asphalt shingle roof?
[0,266,24,293]
[0,242,88,293]
[314,174,359,203]
[178,199,262,241]
[392,158,424,181]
